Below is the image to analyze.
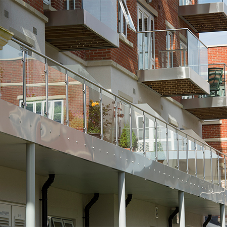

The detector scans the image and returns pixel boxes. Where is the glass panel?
[156,120,167,165]
[196,140,204,180]
[212,149,219,185]
[204,145,212,182]
[221,155,227,188]
[47,60,66,125]
[0,41,23,106]
[178,132,187,173]
[131,107,144,155]
[168,125,178,169]
[102,90,116,144]
[83,0,117,32]
[118,99,130,150]
[86,81,101,138]
[144,114,155,160]
[67,71,84,131]
[188,136,196,176]
[26,52,46,116]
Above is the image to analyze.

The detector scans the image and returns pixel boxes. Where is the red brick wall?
[23,0,43,13]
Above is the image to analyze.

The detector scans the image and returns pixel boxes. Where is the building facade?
[0,0,227,227]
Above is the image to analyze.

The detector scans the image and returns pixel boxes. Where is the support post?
[178,191,185,227]
[220,204,225,227]
[119,172,126,227]
[26,143,35,227]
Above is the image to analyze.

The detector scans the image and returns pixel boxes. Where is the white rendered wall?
[0,0,46,53]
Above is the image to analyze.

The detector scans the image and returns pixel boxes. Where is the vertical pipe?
[195,140,197,177]
[186,135,188,174]
[166,125,169,166]
[45,58,48,118]
[220,204,225,227]
[178,191,185,227]
[100,88,103,140]
[143,111,145,155]
[203,145,205,180]
[83,80,87,133]
[119,172,126,227]
[26,143,35,227]
[22,47,26,109]
[130,105,132,151]
[177,131,179,170]
[65,70,69,126]
[115,97,118,146]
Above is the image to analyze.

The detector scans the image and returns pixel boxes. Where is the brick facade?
[24,0,43,13]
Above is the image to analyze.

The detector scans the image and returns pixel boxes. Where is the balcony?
[182,64,227,119]
[44,0,119,50]
[179,0,227,32]
[0,38,226,190]
[137,29,210,96]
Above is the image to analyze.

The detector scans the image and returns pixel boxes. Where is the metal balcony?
[137,29,210,96]
[45,9,119,50]
[179,2,227,32]
[182,64,227,120]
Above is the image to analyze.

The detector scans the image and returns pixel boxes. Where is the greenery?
[119,124,137,150]
[87,99,110,134]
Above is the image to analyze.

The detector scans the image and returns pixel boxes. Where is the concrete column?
[118,171,126,227]
[178,191,185,227]
[220,204,225,227]
[26,143,35,227]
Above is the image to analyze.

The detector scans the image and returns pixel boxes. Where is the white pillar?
[26,143,35,227]
[178,191,185,227]
[220,204,225,227]
[118,171,126,227]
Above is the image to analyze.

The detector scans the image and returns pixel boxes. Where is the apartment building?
[0,0,227,226]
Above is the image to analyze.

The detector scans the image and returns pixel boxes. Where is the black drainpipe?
[85,193,99,227]
[203,215,212,227]
[126,194,132,207]
[42,174,55,227]
[168,207,179,227]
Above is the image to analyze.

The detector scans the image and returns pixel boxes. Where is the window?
[19,100,64,124]
[137,4,155,70]
[48,217,75,227]
[118,0,136,35]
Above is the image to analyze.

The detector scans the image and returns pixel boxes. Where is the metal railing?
[138,28,208,81]
[0,37,226,188]
[62,0,117,32]
[179,0,227,6]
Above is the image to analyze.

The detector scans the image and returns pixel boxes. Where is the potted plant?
[119,124,137,151]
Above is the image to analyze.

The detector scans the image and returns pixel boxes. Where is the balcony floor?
[182,96,227,120]
[45,9,119,50]
[137,67,210,97]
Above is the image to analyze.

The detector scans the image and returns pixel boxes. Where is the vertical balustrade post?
[143,111,145,155]
[210,148,213,183]
[218,153,220,186]
[177,131,179,170]
[115,97,118,146]
[194,140,197,177]
[83,80,87,133]
[130,105,132,151]
[45,58,48,117]
[203,145,205,181]
[22,47,26,109]
[155,119,158,161]
[166,125,169,166]
[65,70,69,126]
[100,88,103,140]
[186,135,188,174]
[225,155,226,188]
